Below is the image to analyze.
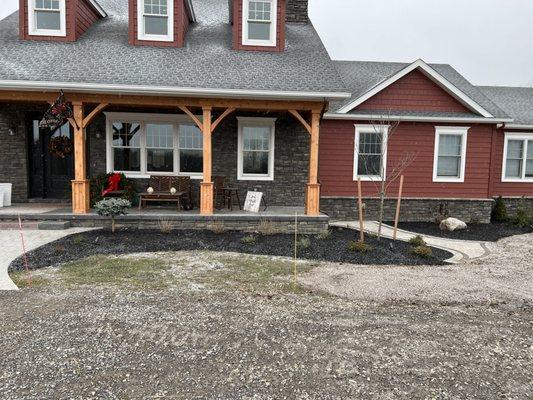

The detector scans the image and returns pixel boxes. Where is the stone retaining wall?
[321,197,495,224]
[500,197,533,218]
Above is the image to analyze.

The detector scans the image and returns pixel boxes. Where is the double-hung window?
[138,0,174,41]
[353,125,389,181]
[242,0,277,46]
[106,113,203,178]
[433,127,469,182]
[502,134,533,182]
[238,117,276,181]
[28,0,66,36]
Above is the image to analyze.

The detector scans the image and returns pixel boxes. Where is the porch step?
[38,221,72,230]
[0,221,39,230]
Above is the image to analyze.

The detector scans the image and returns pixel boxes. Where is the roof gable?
[337,59,494,118]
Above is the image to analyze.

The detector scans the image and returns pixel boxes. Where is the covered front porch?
[0,90,323,218]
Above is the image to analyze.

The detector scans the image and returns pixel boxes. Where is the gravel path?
[300,232,533,305]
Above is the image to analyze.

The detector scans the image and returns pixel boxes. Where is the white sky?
[1,0,532,87]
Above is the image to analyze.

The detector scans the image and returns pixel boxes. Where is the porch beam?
[71,101,90,214]
[305,111,321,216]
[0,90,324,112]
[200,106,214,215]
[211,107,235,133]
[178,106,203,130]
[82,103,108,129]
[288,109,312,135]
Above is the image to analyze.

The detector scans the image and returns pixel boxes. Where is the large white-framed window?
[353,124,389,181]
[433,126,469,183]
[137,0,174,42]
[237,117,276,181]
[502,133,533,182]
[28,0,66,37]
[242,0,277,47]
[106,112,203,178]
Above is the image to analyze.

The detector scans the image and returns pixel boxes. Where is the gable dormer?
[19,0,106,42]
[129,0,195,47]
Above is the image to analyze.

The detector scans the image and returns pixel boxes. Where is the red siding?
[19,0,102,42]
[490,128,533,197]
[356,69,471,114]
[320,120,494,199]
[232,0,286,52]
[129,0,188,48]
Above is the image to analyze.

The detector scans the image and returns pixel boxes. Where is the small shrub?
[408,235,426,247]
[158,218,173,234]
[297,236,311,250]
[316,229,331,240]
[241,235,256,245]
[72,235,85,245]
[94,198,131,233]
[347,241,373,253]
[435,202,450,224]
[491,196,508,222]
[257,219,279,236]
[513,207,531,228]
[209,221,227,234]
[410,245,433,259]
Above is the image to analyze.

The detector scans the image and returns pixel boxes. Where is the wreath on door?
[48,136,73,159]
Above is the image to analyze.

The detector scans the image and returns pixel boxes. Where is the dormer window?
[242,0,277,47]
[28,0,66,36]
[138,0,174,42]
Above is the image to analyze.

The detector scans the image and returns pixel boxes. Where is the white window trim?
[242,0,277,47]
[237,116,276,181]
[28,0,66,37]
[105,112,203,179]
[353,124,389,181]
[137,0,174,42]
[501,132,533,183]
[432,126,469,183]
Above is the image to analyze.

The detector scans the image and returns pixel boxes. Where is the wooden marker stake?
[393,175,405,240]
[357,178,365,243]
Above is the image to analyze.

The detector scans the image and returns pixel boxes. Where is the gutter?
[0,80,352,102]
[323,112,513,124]
[502,124,533,130]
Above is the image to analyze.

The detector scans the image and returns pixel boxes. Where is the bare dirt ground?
[1,235,532,399]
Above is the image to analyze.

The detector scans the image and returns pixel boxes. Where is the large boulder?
[440,217,467,232]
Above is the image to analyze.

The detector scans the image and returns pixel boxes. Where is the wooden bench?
[138,176,192,211]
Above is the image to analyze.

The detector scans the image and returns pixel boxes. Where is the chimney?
[286,0,308,23]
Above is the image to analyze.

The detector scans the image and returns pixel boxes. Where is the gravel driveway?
[0,234,532,399]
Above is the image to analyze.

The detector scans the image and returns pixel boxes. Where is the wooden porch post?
[71,101,90,214]
[305,111,321,216]
[200,106,214,215]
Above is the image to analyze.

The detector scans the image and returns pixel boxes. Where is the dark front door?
[27,118,74,199]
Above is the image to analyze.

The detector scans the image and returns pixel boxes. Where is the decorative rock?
[440,217,467,232]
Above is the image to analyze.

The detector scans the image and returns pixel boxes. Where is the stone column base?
[200,182,214,215]
[71,179,90,214]
[305,183,321,216]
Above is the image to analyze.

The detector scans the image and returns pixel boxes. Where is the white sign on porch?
[243,191,263,213]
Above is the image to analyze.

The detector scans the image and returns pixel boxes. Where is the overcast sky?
[1,0,532,87]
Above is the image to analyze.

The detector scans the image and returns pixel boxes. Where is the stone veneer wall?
[88,113,310,208]
[500,197,533,218]
[321,197,495,224]
[286,0,308,22]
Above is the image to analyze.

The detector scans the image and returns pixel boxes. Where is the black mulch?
[388,221,533,242]
[9,227,453,272]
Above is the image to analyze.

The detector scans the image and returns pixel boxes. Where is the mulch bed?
[388,221,532,242]
[9,227,452,272]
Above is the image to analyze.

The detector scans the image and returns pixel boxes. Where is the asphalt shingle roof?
[330,60,509,119]
[0,0,347,96]
[478,86,533,126]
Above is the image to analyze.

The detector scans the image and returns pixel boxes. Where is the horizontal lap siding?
[320,120,492,199]
[490,128,533,197]
[75,0,100,39]
[357,70,471,113]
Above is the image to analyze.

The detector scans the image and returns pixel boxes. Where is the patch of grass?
[257,219,279,236]
[72,235,85,245]
[58,255,174,289]
[209,221,227,234]
[408,235,426,247]
[9,271,50,289]
[316,229,331,240]
[410,245,433,259]
[347,241,373,253]
[297,236,311,250]
[241,235,257,245]
[158,218,173,234]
